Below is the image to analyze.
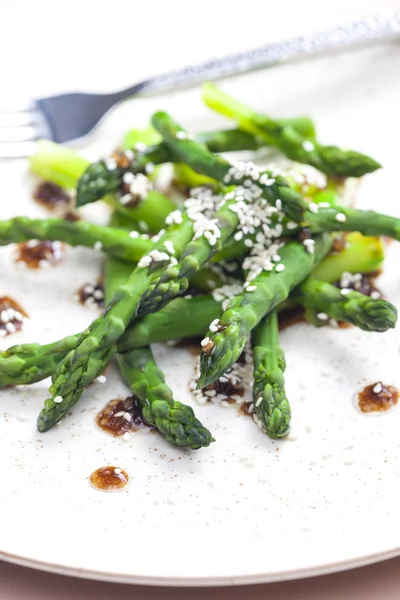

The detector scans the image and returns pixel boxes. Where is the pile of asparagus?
[0,83,398,450]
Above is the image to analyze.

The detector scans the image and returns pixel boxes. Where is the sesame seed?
[275,264,285,272]
[246,285,257,292]
[129,230,139,238]
[123,172,135,184]
[53,396,63,404]
[124,149,134,160]
[335,212,347,222]
[287,221,298,230]
[120,193,133,205]
[114,468,122,475]
[255,397,263,407]
[164,240,175,255]
[244,238,253,248]
[105,158,117,171]
[123,432,131,441]
[201,337,211,347]
[122,413,132,422]
[94,241,103,252]
[317,312,329,320]
[302,140,315,152]
[308,202,318,214]
[97,375,107,384]
[373,382,382,394]
[371,291,381,299]
[340,288,351,296]
[145,162,155,174]
[138,255,152,268]
[5,322,16,333]
[93,290,104,300]
[272,254,281,262]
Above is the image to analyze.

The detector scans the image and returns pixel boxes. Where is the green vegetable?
[117,347,214,449]
[251,311,291,438]
[202,82,381,178]
[198,234,332,387]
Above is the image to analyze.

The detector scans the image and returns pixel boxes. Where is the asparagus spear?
[37,218,195,432]
[295,278,397,332]
[0,216,153,262]
[151,111,308,222]
[198,234,333,387]
[304,205,400,239]
[202,82,381,178]
[251,311,291,438]
[116,347,214,449]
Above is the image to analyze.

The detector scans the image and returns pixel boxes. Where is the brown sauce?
[33,181,72,212]
[238,403,253,417]
[0,296,28,337]
[278,306,305,330]
[357,383,399,414]
[89,466,129,491]
[16,240,65,269]
[75,280,105,309]
[96,396,149,436]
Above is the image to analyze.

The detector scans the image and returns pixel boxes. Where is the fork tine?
[0,111,40,128]
[0,126,39,143]
[0,141,38,158]
[0,101,35,113]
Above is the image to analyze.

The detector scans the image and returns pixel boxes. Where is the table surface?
[1,0,400,596]
[0,557,400,599]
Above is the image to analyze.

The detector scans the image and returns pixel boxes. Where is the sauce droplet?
[0,296,28,337]
[356,382,399,414]
[33,181,72,213]
[89,466,129,492]
[16,240,65,269]
[75,280,105,310]
[96,396,149,436]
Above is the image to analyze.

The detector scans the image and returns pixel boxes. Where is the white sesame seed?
[114,468,122,475]
[373,382,382,394]
[145,162,155,174]
[123,412,132,422]
[371,291,381,299]
[340,288,351,296]
[244,238,253,248]
[94,241,103,252]
[286,221,298,230]
[317,312,329,320]
[275,264,285,272]
[129,230,139,238]
[246,285,257,292]
[302,140,315,152]
[201,337,211,347]
[138,255,152,268]
[53,396,63,404]
[335,212,347,223]
[97,375,107,384]
[123,432,131,441]
[105,158,117,171]
[308,202,318,214]
[164,240,175,255]
[124,149,134,160]
[234,231,243,241]
[93,290,104,300]
[5,322,16,333]
[123,172,135,184]
[272,254,281,262]
[0,310,9,323]
[255,397,263,407]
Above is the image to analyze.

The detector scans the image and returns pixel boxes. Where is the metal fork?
[1,12,399,159]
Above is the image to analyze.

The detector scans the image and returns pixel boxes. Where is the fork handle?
[112,13,400,101]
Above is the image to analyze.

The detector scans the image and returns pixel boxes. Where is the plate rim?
[1,545,399,586]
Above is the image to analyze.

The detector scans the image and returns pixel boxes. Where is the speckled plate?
[1,40,400,586]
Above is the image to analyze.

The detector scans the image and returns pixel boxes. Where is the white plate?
[1,41,400,586]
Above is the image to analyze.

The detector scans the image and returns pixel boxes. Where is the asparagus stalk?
[198,234,333,387]
[304,206,400,239]
[151,111,308,222]
[251,311,291,438]
[116,347,214,449]
[37,217,195,432]
[202,82,381,178]
[295,278,397,332]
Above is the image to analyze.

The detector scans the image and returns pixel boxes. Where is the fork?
[1,12,399,159]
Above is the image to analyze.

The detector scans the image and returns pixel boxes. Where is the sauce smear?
[75,280,105,310]
[33,181,72,212]
[0,296,28,337]
[89,466,129,492]
[96,396,148,436]
[357,382,399,414]
[16,240,65,269]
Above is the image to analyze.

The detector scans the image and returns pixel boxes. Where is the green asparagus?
[202,82,381,178]
[116,347,214,449]
[198,234,333,387]
[251,311,291,438]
